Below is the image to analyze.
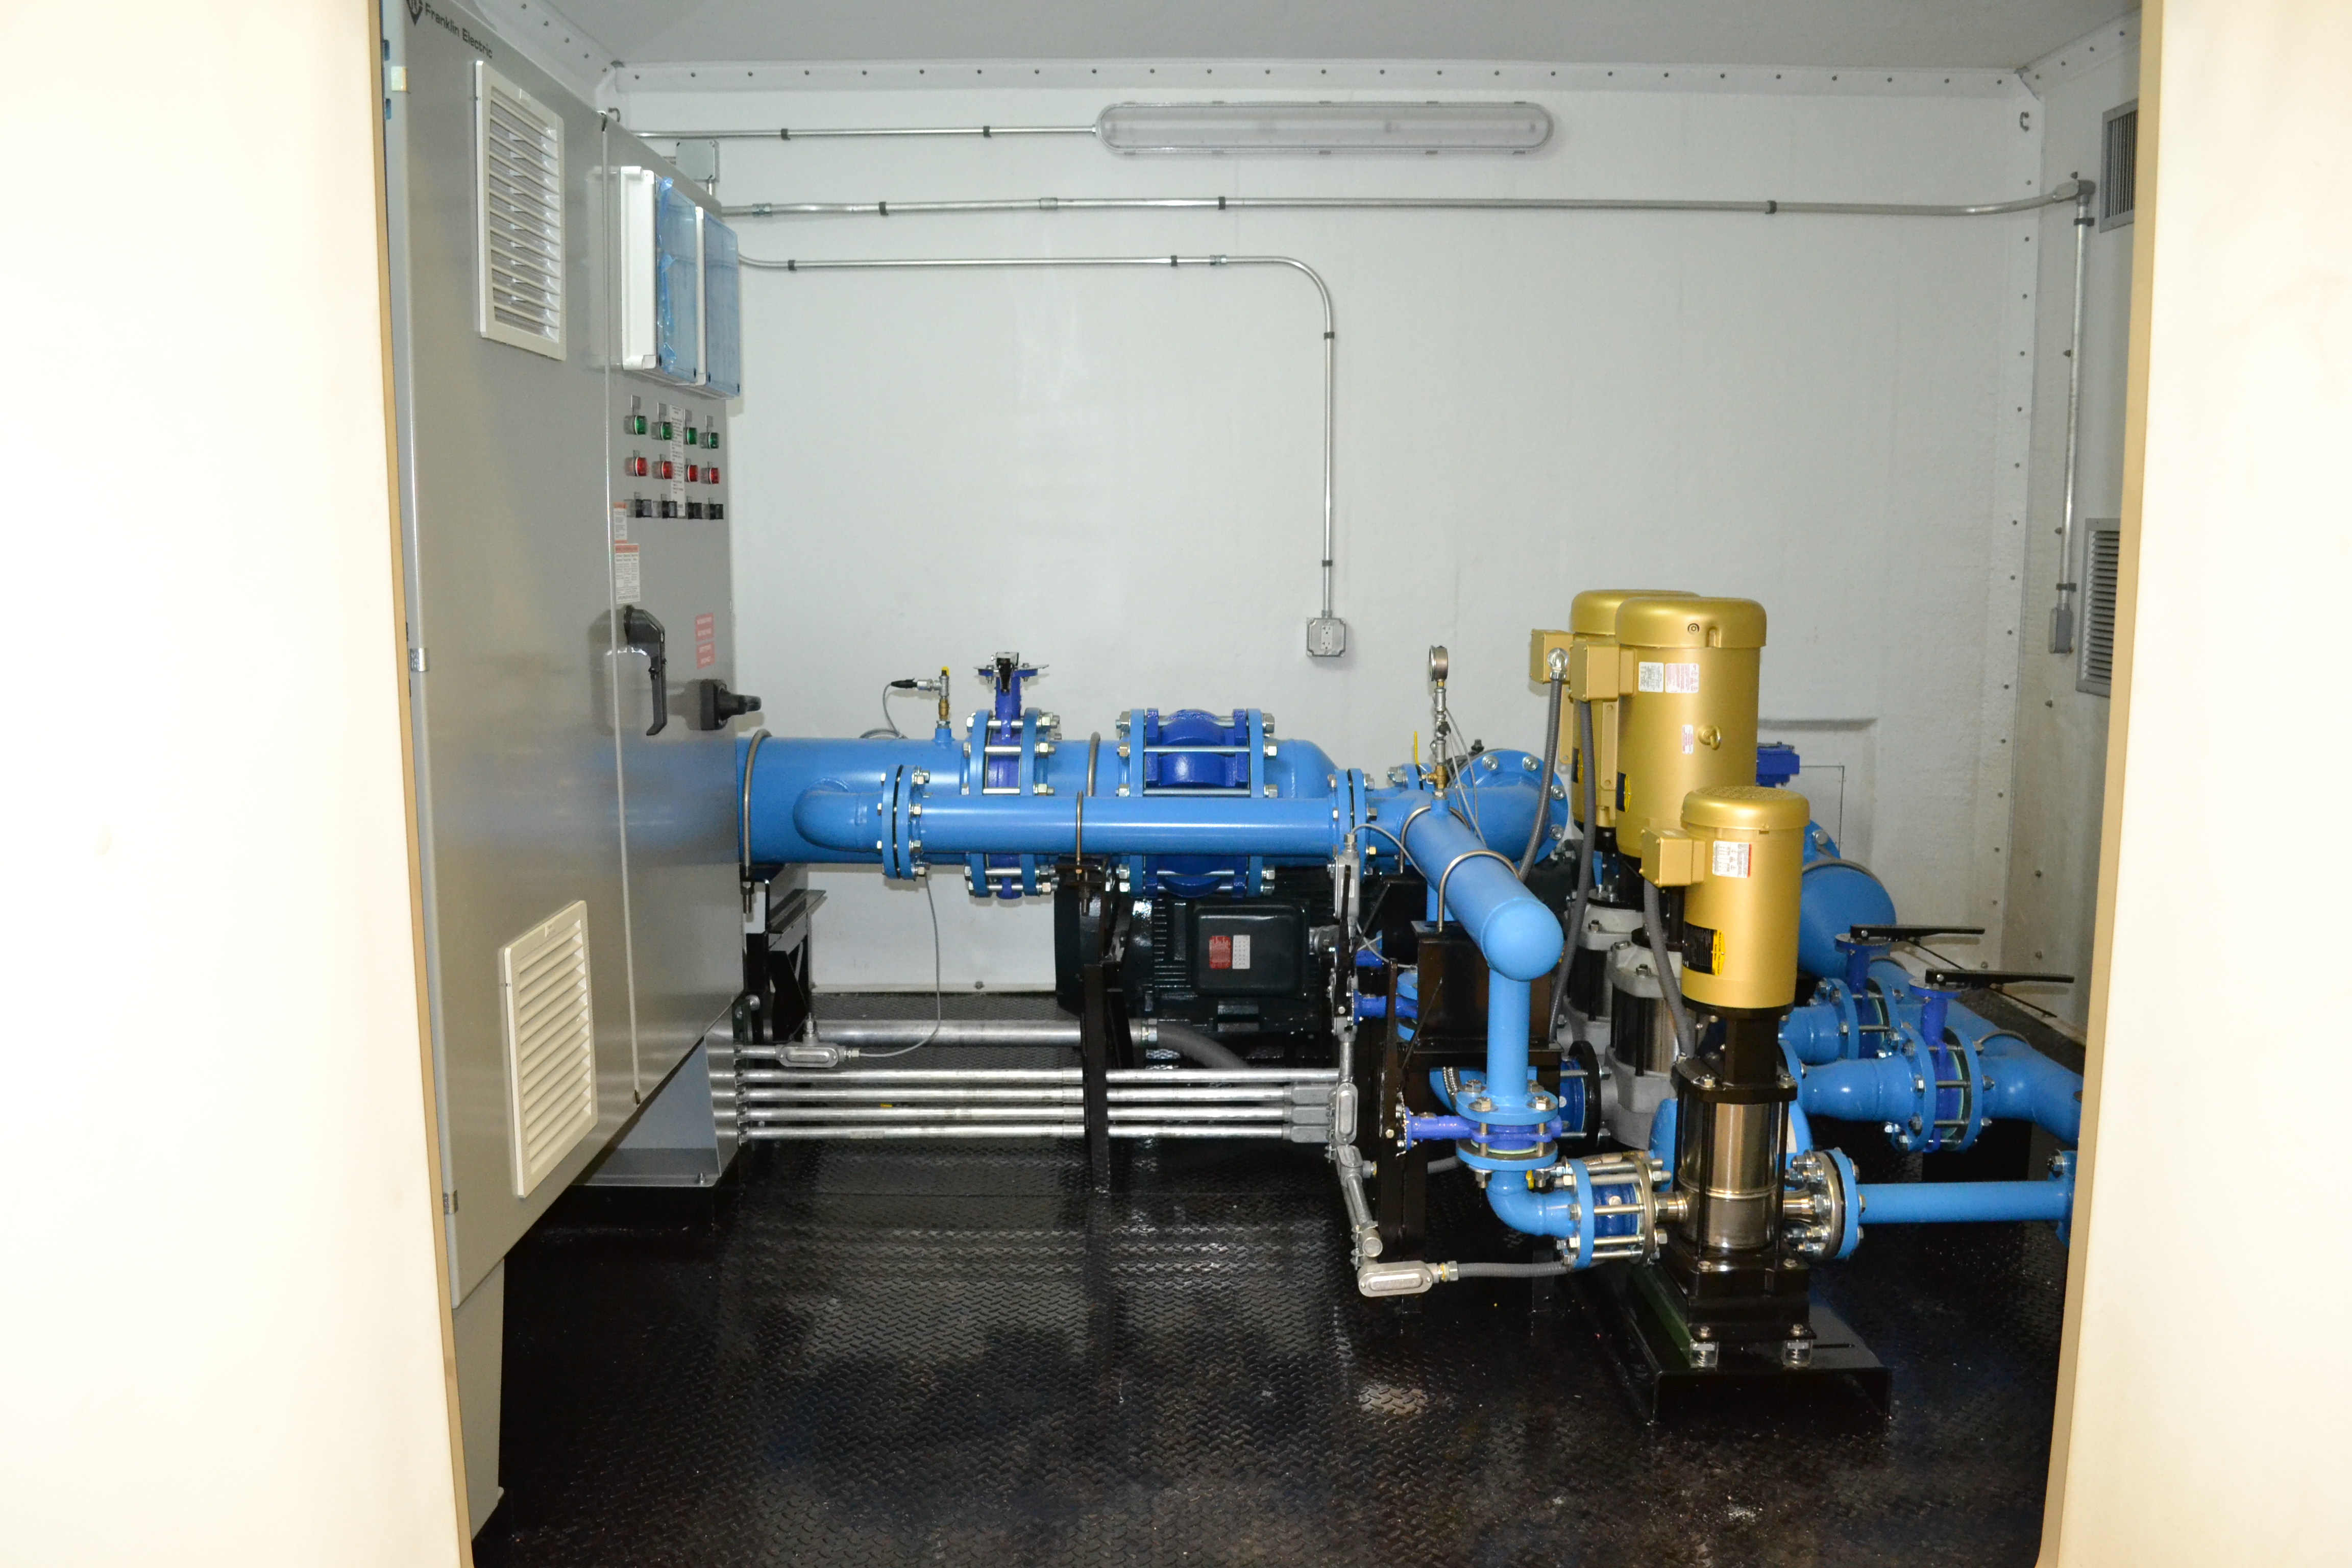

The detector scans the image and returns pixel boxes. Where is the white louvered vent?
[2077,523,2122,698]
[475,63,565,359]
[2100,102,2138,232]
[500,901,597,1196]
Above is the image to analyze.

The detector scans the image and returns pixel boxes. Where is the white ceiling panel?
[550,0,2135,71]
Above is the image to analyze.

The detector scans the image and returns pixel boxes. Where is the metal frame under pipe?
[733,1067,1339,1084]
[740,1085,1311,1103]
[742,1123,1301,1140]
[738,1105,1289,1123]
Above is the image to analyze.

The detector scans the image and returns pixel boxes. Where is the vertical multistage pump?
[1643,782,1812,1351]
[1593,594,1808,1353]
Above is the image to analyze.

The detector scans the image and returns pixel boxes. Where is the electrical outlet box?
[1306,617,1348,657]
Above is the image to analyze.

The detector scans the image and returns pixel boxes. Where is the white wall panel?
[622,75,2046,985]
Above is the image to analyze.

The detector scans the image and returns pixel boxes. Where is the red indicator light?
[706,467,720,484]
[659,461,674,480]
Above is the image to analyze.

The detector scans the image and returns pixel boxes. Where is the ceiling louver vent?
[2077,523,2122,697]
[500,901,597,1197]
[476,63,565,358]
[2100,102,2138,232]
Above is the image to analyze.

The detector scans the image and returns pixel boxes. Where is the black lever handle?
[1921,967,2075,991]
[1848,924,1987,945]
[694,678,762,731]
[621,607,668,735]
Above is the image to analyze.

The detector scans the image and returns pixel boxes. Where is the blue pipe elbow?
[1484,1173,1579,1239]
[1798,859,1897,979]
[1394,794,1562,981]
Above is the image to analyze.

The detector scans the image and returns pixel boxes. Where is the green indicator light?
[657,421,673,440]
[627,415,646,435]
[706,431,720,450]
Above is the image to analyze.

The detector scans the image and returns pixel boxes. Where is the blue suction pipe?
[742,728,1561,871]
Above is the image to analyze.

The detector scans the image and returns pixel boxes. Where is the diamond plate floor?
[477,999,2063,1567]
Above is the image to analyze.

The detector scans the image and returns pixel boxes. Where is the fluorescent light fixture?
[1095,102,1554,156]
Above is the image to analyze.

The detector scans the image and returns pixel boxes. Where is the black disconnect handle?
[694,679,762,731]
[621,607,668,735]
[1848,924,1987,945]
[1921,967,2076,991]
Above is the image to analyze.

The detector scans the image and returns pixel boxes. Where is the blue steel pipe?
[1855,1178,2072,1224]
[1393,794,1562,983]
[1781,1002,1847,1065]
[1976,1036,2083,1144]
[1799,1052,1919,1128]
[793,786,1346,858]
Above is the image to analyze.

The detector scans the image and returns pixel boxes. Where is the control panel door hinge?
[443,1189,458,1215]
[409,646,428,673]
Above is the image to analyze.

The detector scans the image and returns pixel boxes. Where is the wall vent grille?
[476,62,565,358]
[2100,102,2138,231]
[2077,523,2122,697]
[500,901,597,1196]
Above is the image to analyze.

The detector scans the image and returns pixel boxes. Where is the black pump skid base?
[1581,1262,1891,1422]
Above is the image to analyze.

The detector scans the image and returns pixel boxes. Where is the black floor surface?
[476,996,2065,1568]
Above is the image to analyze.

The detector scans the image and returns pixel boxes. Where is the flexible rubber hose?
[1548,699,1599,1046]
[1425,1156,1461,1175]
[1641,878,1696,1060]
[1516,675,1565,876]
[1451,1261,1571,1278]
[1154,1021,1249,1070]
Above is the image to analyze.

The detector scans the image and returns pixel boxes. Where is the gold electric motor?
[1639,782,1809,1014]
[1528,588,1692,829]
[1584,594,1766,856]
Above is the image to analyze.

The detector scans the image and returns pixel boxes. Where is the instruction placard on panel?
[612,542,642,605]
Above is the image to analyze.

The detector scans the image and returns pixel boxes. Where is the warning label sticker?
[1711,840,1753,878]
[612,542,641,605]
[1206,933,1253,971]
[1681,723,1696,756]
[1639,661,1702,694]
